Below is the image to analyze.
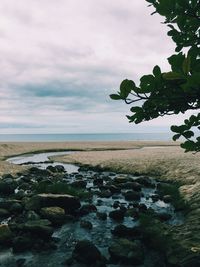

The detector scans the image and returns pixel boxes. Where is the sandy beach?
[1,140,200,261]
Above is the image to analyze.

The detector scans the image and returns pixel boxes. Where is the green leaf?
[109,94,121,100]
[171,125,180,133]
[182,55,191,75]
[172,134,181,141]
[120,79,135,99]
[162,72,185,80]
[153,65,161,77]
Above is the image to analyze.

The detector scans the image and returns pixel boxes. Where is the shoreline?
[1,141,200,264]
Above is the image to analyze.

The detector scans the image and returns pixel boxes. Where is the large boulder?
[108,238,144,264]
[72,240,103,265]
[0,224,12,244]
[109,209,125,221]
[25,193,81,212]
[40,206,66,225]
[0,179,17,195]
[23,219,53,238]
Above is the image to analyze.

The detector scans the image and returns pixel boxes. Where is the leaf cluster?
[110,0,200,152]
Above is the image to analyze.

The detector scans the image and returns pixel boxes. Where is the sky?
[0,0,192,134]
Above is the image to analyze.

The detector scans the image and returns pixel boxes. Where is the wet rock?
[151,194,160,202]
[54,165,65,172]
[120,182,142,192]
[125,208,139,219]
[138,203,148,212]
[16,258,26,267]
[79,204,97,216]
[80,220,93,230]
[114,176,129,184]
[75,174,84,179]
[2,173,14,179]
[163,195,172,203]
[12,235,33,253]
[113,201,120,209]
[0,224,12,244]
[46,166,57,173]
[24,219,53,238]
[98,190,112,198]
[109,185,121,194]
[0,180,16,195]
[0,208,10,218]
[93,178,104,186]
[123,190,141,201]
[28,167,49,176]
[15,189,26,200]
[71,180,87,189]
[26,210,40,221]
[108,238,144,264]
[25,193,81,212]
[109,209,125,221]
[157,212,172,221]
[135,176,155,188]
[72,240,104,265]
[111,224,141,238]
[10,203,23,214]
[96,212,107,220]
[40,206,66,225]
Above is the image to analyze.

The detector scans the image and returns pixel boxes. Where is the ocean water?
[0,133,172,142]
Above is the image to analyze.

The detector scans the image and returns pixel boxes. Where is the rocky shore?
[0,141,200,266]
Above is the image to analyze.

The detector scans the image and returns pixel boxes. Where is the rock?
[163,195,172,203]
[138,203,148,212]
[93,178,104,186]
[80,220,93,230]
[120,182,142,192]
[0,224,12,244]
[0,180,16,195]
[26,210,40,221]
[111,224,141,238]
[79,204,97,216]
[109,209,125,221]
[25,193,81,213]
[12,235,33,252]
[135,176,155,188]
[24,219,53,238]
[98,190,112,198]
[0,208,10,218]
[71,180,87,189]
[114,176,129,184]
[123,190,141,201]
[113,201,120,209]
[54,165,65,172]
[10,203,23,214]
[109,185,121,194]
[72,240,103,265]
[40,206,66,225]
[96,212,107,220]
[29,167,49,176]
[157,212,172,221]
[108,238,144,264]
[151,194,160,202]
[16,258,26,267]
[46,166,57,173]
[15,189,26,200]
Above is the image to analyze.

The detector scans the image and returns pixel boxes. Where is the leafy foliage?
[110,0,200,152]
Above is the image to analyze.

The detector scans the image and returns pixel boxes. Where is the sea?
[0,133,172,142]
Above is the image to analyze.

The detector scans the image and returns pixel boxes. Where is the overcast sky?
[0,0,191,134]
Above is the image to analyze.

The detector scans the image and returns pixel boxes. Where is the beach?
[1,140,200,264]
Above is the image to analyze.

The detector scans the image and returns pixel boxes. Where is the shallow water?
[3,151,183,267]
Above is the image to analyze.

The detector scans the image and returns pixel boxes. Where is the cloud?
[0,0,184,134]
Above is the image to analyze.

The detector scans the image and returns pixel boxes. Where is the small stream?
[0,151,184,267]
